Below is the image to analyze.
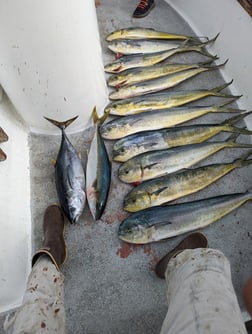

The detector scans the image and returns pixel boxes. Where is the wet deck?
[1,0,252,333]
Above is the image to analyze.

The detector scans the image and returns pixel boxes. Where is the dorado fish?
[100,101,241,140]
[118,191,252,244]
[86,108,111,221]
[104,44,216,74]
[104,81,239,116]
[112,111,252,162]
[109,61,227,100]
[107,34,218,56]
[107,60,213,88]
[0,127,8,143]
[118,135,252,183]
[44,116,86,224]
[123,150,252,212]
[0,148,6,161]
[106,27,208,42]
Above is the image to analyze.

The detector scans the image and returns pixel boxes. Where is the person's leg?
[4,204,67,334]
[157,239,246,334]
[5,255,65,334]
[132,0,155,18]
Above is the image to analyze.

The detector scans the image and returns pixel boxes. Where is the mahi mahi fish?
[104,44,216,74]
[86,108,111,220]
[109,61,227,100]
[44,116,86,224]
[107,60,214,88]
[123,150,252,212]
[118,135,252,183]
[100,101,241,140]
[112,111,252,162]
[106,27,208,42]
[107,34,218,56]
[118,191,252,244]
[104,81,239,116]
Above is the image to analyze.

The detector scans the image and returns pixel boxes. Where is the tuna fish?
[44,116,86,224]
[86,108,111,220]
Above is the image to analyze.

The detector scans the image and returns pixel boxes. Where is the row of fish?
[0,127,8,161]
[101,27,252,244]
[44,109,111,224]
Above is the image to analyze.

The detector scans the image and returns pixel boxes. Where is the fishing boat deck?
[1,0,252,333]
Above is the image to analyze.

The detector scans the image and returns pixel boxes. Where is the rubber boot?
[243,276,252,316]
[32,204,67,271]
[155,232,208,279]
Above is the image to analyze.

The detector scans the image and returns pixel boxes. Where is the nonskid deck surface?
[1,1,251,333]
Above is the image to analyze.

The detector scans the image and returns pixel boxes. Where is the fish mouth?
[71,213,81,224]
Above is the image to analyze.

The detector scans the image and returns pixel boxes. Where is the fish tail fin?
[189,45,218,59]
[212,99,244,113]
[223,125,252,135]
[92,106,110,125]
[203,59,228,71]
[197,59,215,66]
[234,149,252,168]
[221,110,252,125]
[212,80,233,93]
[226,132,252,147]
[202,32,220,46]
[44,115,78,130]
[225,131,240,143]
[185,33,219,47]
[210,80,242,99]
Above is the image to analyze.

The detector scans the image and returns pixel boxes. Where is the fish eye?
[105,125,112,132]
[126,228,133,234]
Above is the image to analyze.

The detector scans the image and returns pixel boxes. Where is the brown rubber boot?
[155,232,208,279]
[243,276,252,317]
[32,204,67,271]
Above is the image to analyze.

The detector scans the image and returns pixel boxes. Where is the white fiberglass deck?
[0,0,252,333]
